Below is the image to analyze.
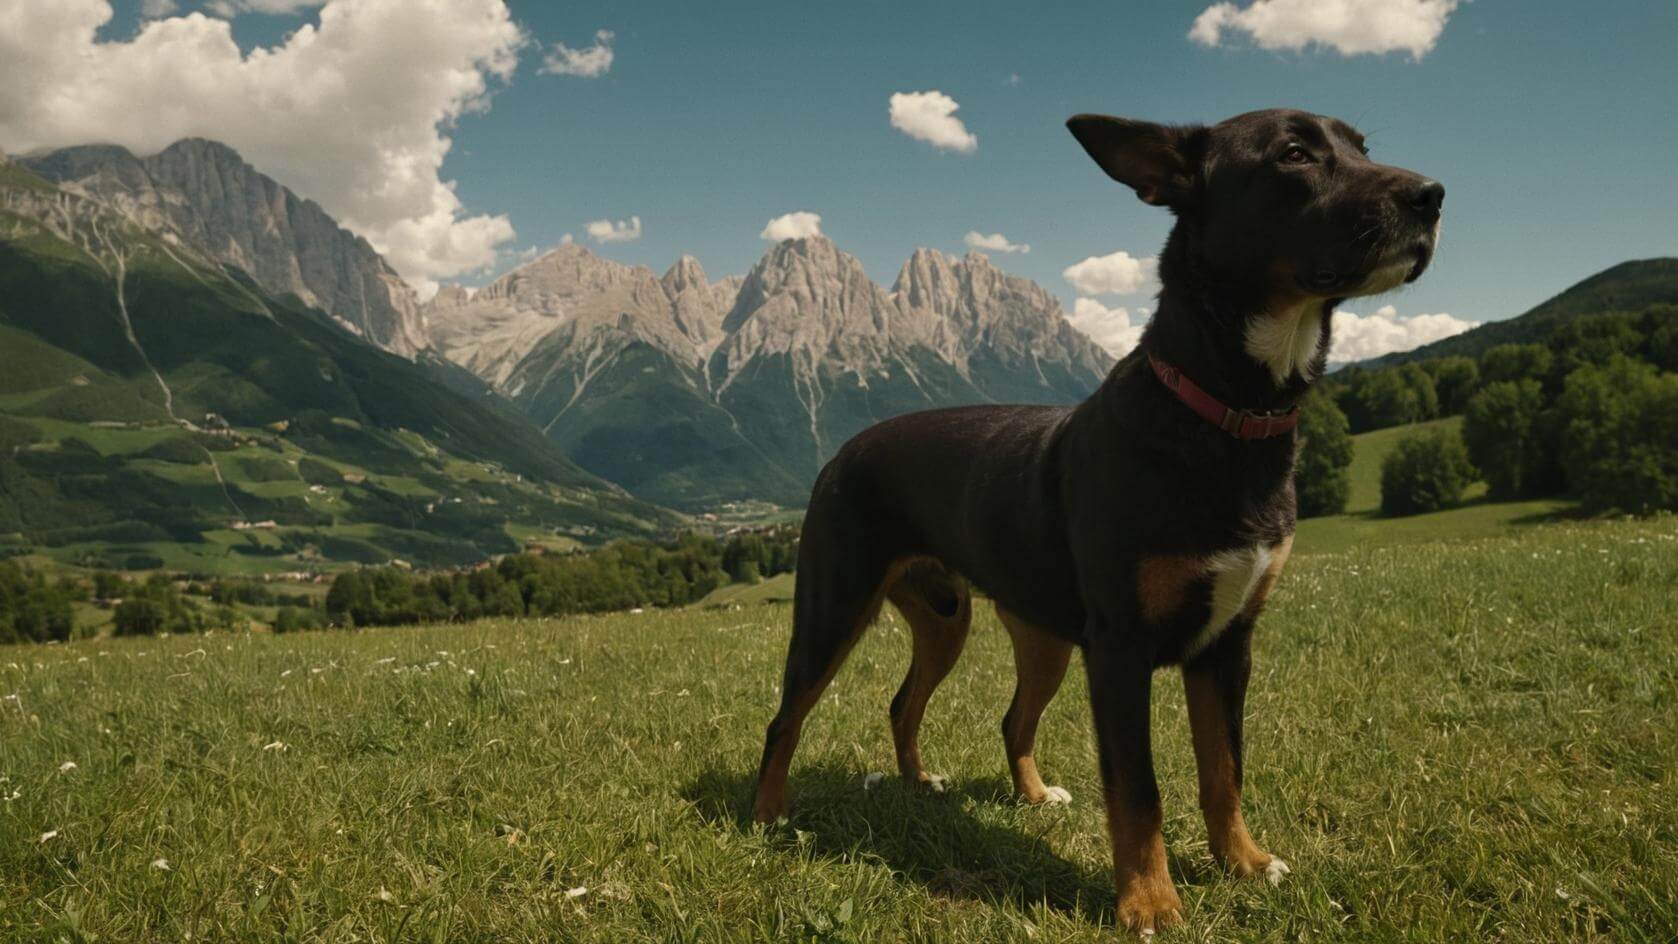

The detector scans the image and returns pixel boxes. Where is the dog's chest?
[1137,538,1289,658]
[1189,545,1273,655]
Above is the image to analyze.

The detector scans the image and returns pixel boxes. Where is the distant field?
[4,517,1674,941]
[1295,416,1578,557]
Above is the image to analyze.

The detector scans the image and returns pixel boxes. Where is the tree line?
[1295,303,1678,517]
[321,526,799,629]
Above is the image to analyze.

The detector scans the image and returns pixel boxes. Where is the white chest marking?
[1185,544,1272,659]
[1244,301,1324,385]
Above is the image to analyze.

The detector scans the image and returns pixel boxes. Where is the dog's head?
[1067,109,1441,301]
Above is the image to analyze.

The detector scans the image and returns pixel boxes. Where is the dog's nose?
[1403,179,1445,221]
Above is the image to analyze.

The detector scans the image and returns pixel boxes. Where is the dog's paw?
[1039,785,1073,806]
[1264,857,1291,886]
[922,773,948,793]
[1116,881,1183,938]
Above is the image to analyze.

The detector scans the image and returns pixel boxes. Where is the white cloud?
[585,215,641,244]
[0,0,524,295]
[1329,304,1476,362]
[1189,0,1458,59]
[1062,250,1158,296]
[542,28,614,78]
[140,0,180,18]
[760,211,822,241]
[1067,298,1149,358]
[204,0,328,15]
[964,231,1029,254]
[888,90,978,154]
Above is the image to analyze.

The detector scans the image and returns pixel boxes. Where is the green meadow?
[3,515,1675,942]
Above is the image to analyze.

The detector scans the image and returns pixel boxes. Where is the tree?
[1639,303,1678,372]
[1461,380,1546,499]
[1423,356,1480,414]
[1346,370,1422,431]
[1479,343,1553,385]
[1294,389,1354,518]
[1552,358,1678,514]
[1380,428,1476,516]
[1548,312,1643,379]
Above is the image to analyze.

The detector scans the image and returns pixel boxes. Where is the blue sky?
[55,0,1678,343]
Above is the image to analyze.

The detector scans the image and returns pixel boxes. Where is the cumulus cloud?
[1189,0,1458,59]
[964,231,1029,254]
[0,0,524,295]
[1329,304,1476,362]
[542,28,614,78]
[1067,298,1150,358]
[204,0,328,15]
[888,90,978,153]
[585,215,641,244]
[760,211,823,241]
[1062,250,1158,296]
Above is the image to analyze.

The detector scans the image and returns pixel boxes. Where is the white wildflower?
[565,886,588,899]
[152,858,172,871]
[58,761,77,773]
[39,829,59,843]
[262,741,287,752]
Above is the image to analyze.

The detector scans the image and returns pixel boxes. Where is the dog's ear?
[1066,115,1205,209]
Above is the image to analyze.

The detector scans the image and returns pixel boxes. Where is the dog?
[751,109,1442,935]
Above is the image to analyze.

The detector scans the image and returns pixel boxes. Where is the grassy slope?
[1,516,1673,942]
[1295,416,1576,557]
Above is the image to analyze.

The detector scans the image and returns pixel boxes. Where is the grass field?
[3,516,1675,941]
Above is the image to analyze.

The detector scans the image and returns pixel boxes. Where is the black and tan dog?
[751,109,1442,935]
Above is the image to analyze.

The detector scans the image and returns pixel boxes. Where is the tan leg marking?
[1106,794,1184,935]
[1183,670,1277,880]
[886,563,971,788]
[996,605,1074,805]
[752,557,928,823]
[1137,554,1204,624]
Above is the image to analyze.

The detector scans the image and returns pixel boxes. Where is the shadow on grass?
[682,762,1116,923]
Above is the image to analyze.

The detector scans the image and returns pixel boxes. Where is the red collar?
[1147,353,1299,440]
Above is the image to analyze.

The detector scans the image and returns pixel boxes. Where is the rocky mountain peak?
[661,254,709,295]
[19,138,427,357]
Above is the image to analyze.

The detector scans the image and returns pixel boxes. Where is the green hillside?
[0,164,679,572]
[1367,257,1678,366]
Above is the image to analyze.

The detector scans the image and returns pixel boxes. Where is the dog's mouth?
[1303,231,1438,298]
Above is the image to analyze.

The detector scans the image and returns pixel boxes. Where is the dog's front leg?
[1183,623,1288,884]
[1086,633,1182,936]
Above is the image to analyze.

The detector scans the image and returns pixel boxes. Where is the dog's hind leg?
[752,511,896,824]
[997,605,1074,805]
[885,563,972,790]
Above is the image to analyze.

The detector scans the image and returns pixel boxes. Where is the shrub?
[0,561,75,645]
[273,606,327,634]
[298,457,343,487]
[111,575,201,636]
[1462,380,1546,499]
[1294,389,1354,518]
[1380,428,1476,516]
[1552,358,1678,514]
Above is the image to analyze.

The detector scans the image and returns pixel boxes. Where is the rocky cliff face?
[424,236,1113,508]
[19,139,427,357]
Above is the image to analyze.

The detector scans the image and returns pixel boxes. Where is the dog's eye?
[1281,145,1313,165]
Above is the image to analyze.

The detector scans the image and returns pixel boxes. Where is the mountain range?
[424,236,1113,507]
